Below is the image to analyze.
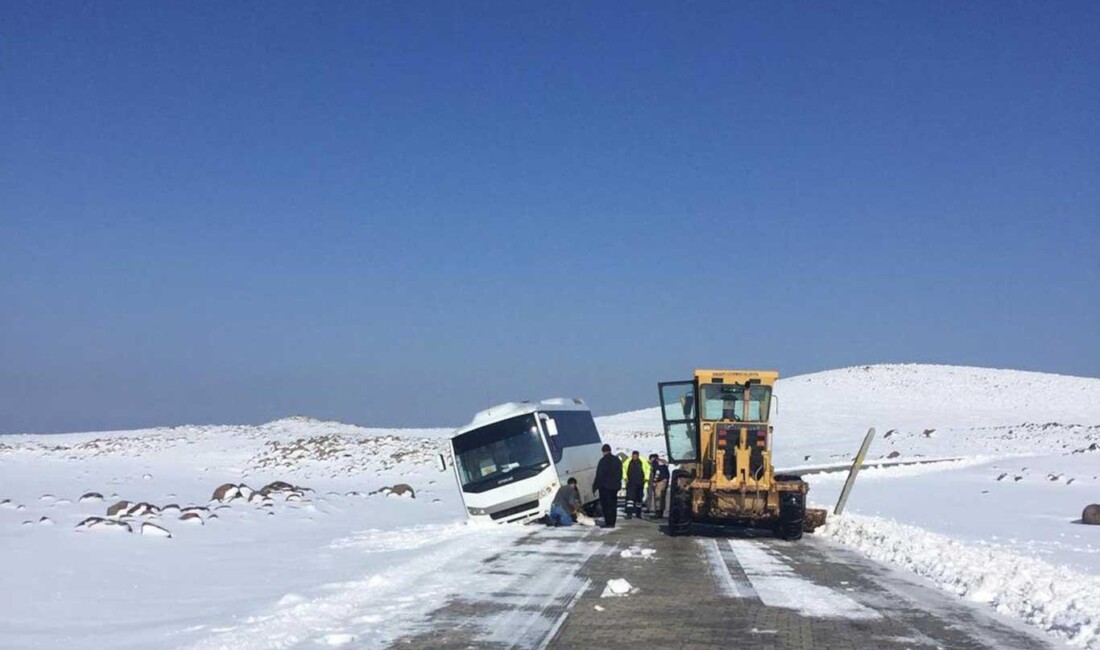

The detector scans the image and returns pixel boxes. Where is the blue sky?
[2,2,1097,432]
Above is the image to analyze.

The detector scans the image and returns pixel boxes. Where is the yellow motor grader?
[658,369,826,539]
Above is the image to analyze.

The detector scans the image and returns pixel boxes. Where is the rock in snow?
[127,502,159,517]
[76,517,132,533]
[371,484,416,499]
[390,484,416,499]
[211,483,239,502]
[140,522,172,538]
[1083,504,1100,526]
[106,500,131,517]
[79,492,104,503]
[260,481,296,495]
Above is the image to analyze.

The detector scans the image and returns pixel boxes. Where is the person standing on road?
[623,450,648,520]
[593,444,623,528]
[647,453,670,519]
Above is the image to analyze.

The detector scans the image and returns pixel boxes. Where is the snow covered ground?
[0,418,498,649]
[2,364,1099,648]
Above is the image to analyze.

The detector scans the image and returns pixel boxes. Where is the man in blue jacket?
[592,444,623,528]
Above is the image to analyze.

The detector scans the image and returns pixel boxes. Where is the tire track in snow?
[726,539,881,620]
[700,538,758,599]
[480,537,602,649]
[184,522,523,650]
[392,529,606,649]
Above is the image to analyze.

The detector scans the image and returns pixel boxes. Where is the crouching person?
[549,477,583,526]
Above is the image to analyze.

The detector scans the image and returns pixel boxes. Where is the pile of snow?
[619,546,656,559]
[821,513,1100,649]
[600,578,634,597]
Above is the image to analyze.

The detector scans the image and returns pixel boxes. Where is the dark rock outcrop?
[211,483,239,502]
[260,481,296,495]
[106,500,131,517]
[391,484,415,498]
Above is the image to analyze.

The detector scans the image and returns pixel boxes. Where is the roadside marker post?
[834,428,875,516]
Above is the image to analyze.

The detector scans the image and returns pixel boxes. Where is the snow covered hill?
[1,364,1099,649]
[599,363,1100,461]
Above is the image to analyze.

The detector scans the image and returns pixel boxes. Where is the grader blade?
[804,508,828,532]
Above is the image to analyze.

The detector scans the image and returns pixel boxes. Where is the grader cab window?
[701,384,772,422]
[661,383,696,421]
[658,381,699,462]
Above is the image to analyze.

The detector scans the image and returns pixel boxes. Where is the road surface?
[393,518,1055,650]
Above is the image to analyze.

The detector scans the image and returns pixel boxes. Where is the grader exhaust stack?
[658,369,827,539]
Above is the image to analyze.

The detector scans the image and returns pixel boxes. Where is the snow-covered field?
[0,418,509,649]
[2,364,1099,649]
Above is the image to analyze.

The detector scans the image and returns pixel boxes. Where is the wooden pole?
[834,428,875,516]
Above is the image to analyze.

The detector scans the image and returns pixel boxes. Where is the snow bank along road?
[394,518,1055,650]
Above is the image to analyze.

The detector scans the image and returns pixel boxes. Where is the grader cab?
[658,369,826,539]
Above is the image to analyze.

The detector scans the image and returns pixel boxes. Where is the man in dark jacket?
[592,444,623,528]
[623,450,646,519]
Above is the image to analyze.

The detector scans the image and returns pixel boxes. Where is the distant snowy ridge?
[821,513,1100,650]
[598,363,1100,437]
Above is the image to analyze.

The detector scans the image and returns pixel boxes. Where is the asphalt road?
[393,518,1056,650]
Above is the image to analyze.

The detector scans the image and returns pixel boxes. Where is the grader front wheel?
[774,475,806,541]
[667,470,693,536]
